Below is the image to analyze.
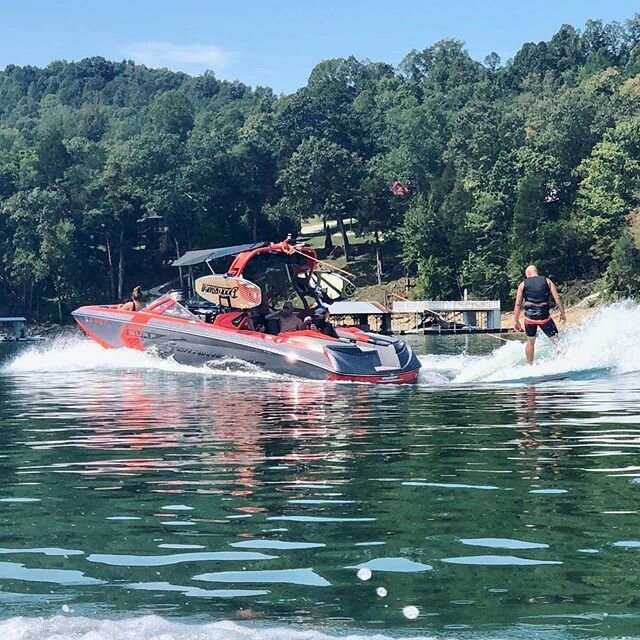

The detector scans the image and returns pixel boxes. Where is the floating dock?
[0,317,45,343]
[393,300,502,328]
[327,301,393,334]
[0,317,27,341]
[326,300,510,336]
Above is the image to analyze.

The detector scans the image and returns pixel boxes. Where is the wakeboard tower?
[72,237,421,383]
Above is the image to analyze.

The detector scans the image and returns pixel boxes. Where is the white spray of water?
[0,615,434,640]
[417,352,476,385]
[561,301,640,375]
[3,336,280,380]
[420,302,640,384]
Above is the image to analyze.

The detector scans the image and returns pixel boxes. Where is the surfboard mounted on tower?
[294,271,356,304]
[309,271,356,301]
[195,275,262,309]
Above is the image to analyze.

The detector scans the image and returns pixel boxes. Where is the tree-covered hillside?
[1,15,639,320]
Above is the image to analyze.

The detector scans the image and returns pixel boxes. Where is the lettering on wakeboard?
[199,283,239,298]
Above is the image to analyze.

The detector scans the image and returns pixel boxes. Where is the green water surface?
[0,338,639,638]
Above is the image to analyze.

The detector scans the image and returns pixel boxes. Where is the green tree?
[148,90,195,140]
[1,187,79,320]
[575,117,640,265]
[401,194,457,299]
[605,230,640,296]
[278,137,363,261]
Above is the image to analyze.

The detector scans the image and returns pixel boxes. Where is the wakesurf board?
[195,275,262,309]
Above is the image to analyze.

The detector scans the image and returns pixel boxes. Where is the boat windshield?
[145,296,199,320]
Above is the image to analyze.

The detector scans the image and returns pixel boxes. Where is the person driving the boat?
[304,306,339,338]
[266,302,305,332]
[118,286,143,311]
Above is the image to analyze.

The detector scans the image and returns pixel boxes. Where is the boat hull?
[72,305,421,384]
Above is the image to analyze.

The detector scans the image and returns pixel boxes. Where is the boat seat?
[265,318,280,335]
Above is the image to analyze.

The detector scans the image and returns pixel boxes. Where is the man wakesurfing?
[513,265,566,364]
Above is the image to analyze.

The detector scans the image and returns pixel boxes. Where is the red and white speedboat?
[72,239,421,384]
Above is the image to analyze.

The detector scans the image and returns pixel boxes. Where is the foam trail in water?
[453,301,640,383]
[3,336,281,380]
[0,615,433,640]
[417,352,478,384]
[451,341,527,383]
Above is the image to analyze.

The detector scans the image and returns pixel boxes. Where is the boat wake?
[418,301,640,385]
[0,615,433,640]
[5,303,640,387]
[2,336,282,380]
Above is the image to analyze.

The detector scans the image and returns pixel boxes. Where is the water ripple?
[87,552,277,566]
[193,568,331,587]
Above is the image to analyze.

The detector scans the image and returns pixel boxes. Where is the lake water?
[1,303,640,639]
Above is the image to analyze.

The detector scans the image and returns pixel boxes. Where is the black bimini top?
[172,242,268,268]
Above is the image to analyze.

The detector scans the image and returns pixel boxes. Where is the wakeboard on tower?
[299,271,356,302]
[195,275,262,309]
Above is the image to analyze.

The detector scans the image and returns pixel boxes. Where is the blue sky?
[1,0,638,94]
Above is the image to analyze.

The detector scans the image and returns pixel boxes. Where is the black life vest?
[523,275,550,304]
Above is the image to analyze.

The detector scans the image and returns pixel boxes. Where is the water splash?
[420,302,640,385]
[417,353,473,384]
[0,616,435,640]
[2,336,280,380]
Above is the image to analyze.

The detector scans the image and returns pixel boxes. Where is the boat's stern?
[323,331,421,384]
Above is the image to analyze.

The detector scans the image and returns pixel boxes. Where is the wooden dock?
[391,300,503,334]
[327,299,509,336]
[399,327,512,336]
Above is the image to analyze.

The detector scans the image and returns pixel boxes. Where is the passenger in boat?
[513,265,566,364]
[118,286,144,311]
[249,301,271,333]
[304,306,339,338]
[266,302,305,332]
